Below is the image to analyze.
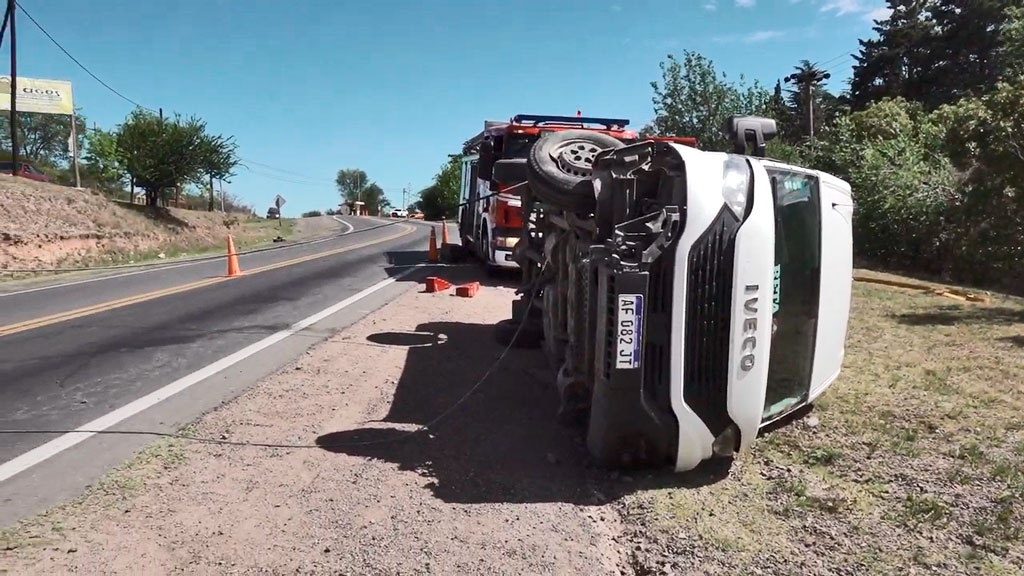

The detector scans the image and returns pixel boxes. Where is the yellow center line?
[0,224,416,339]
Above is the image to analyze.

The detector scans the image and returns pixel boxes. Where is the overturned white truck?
[497,116,855,471]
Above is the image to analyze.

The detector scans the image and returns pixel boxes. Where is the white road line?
[0,216,361,299]
[332,215,355,235]
[0,266,420,483]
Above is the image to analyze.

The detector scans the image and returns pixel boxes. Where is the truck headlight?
[722,156,752,220]
[494,236,519,249]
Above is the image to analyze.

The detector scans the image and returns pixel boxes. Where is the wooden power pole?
[784,68,831,142]
[7,0,17,176]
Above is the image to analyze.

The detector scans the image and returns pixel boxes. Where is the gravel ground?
[5,265,1015,575]
[0,269,632,575]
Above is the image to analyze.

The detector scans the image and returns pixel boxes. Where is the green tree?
[643,51,770,151]
[197,131,239,211]
[115,108,208,207]
[931,80,1024,285]
[767,80,797,143]
[82,127,125,193]
[0,110,86,166]
[850,0,938,110]
[418,156,461,220]
[335,168,370,204]
[998,5,1024,80]
[814,98,956,274]
[361,183,386,216]
[851,0,1018,111]
[927,0,1009,104]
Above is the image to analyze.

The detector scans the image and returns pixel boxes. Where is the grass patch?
[0,428,193,552]
[899,494,949,527]
[637,275,1024,573]
[803,447,843,467]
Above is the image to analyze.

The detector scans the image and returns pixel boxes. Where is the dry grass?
[631,280,1024,575]
[0,176,295,272]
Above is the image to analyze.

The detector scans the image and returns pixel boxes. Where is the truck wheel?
[527,130,624,213]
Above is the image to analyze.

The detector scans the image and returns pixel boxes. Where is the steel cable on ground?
[0,219,413,274]
[0,263,545,449]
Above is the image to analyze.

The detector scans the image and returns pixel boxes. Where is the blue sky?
[9,0,889,215]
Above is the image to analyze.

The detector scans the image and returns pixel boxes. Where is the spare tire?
[527,130,624,213]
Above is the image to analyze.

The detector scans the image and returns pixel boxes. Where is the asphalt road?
[0,216,436,524]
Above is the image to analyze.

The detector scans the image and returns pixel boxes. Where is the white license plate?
[615,294,644,370]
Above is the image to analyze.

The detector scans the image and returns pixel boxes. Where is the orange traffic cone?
[428,227,439,263]
[226,235,242,277]
[441,220,450,245]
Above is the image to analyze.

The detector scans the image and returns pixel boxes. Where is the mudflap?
[586,265,676,469]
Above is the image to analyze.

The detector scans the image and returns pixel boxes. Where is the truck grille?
[683,209,739,437]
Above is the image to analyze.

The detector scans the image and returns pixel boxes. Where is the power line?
[15,1,156,112]
[241,167,333,187]
[238,157,331,181]
[816,50,854,69]
[11,4,361,192]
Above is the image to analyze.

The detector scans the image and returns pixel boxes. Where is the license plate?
[615,294,644,370]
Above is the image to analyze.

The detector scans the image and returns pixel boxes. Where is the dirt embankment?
[0,176,306,271]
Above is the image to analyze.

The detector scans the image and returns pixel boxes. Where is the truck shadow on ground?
[315,319,731,506]
[892,305,1024,327]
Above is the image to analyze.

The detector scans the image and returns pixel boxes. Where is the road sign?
[274,194,287,209]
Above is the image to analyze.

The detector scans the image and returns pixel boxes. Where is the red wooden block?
[455,282,480,298]
[425,276,452,293]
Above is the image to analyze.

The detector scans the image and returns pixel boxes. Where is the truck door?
[458,156,478,242]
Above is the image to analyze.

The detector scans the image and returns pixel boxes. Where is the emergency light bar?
[511,114,631,130]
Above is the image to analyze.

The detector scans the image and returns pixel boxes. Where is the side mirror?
[725,116,777,157]
[478,140,495,180]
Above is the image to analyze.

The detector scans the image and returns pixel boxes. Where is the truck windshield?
[762,168,822,421]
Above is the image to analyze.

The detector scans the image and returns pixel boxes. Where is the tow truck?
[504,116,854,471]
[459,114,653,270]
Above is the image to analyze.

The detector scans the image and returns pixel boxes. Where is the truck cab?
[458,114,639,270]
[512,116,854,471]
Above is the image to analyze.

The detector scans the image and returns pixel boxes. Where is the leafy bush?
[813,99,956,276]
[301,210,323,218]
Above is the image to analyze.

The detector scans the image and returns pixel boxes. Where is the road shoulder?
[0,270,628,575]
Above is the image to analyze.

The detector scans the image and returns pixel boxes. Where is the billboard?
[0,76,74,115]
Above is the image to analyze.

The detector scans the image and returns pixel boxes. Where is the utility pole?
[208,173,215,211]
[7,0,17,177]
[784,68,831,142]
[70,111,81,188]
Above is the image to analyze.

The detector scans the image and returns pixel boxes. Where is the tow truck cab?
[458,114,639,268]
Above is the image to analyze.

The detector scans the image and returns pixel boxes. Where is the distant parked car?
[267,206,280,219]
[390,208,409,218]
[0,161,51,183]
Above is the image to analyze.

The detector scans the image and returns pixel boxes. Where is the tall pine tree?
[851,0,1020,110]
[927,0,1008,106]
[849,0,936,110]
